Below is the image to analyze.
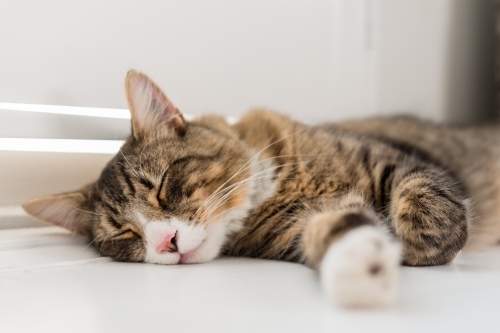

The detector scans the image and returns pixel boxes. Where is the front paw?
[320,226,401,307]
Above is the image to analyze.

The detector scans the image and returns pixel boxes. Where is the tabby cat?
[24,70,500,307]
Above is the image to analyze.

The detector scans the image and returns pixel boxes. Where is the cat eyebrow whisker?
[119,148,143,181]
[139,131,173,177]
[118,162,142,182]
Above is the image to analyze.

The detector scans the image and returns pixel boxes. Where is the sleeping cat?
[23,70,500,307]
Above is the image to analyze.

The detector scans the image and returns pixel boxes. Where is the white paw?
[320,226,401,307]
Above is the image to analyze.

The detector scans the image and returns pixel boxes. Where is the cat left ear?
[23,190,93,235]
[125,70,186,138]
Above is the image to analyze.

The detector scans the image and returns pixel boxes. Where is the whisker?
[119,148,142,181]
[99,234,110,256]
[197,128,310,214]
[195,150,332,216]
[198,158,313,221]
[197,168,280,220]
[70,206,110,218]
[198,167,301,221]
[203,158,307,210]
[80,234,100,253]
[118,162,141,181]
[194,152,315,216]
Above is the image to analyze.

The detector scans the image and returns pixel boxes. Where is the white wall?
[0,0,495,135]
[0,1,331,123]
[329,0,496,123]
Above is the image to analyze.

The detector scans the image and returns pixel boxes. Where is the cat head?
[23,70,253,264]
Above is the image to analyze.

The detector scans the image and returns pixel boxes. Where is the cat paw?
[320,226,401,307]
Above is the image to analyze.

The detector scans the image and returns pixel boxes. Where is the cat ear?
[125,70,186,138]
[23,191,92,235]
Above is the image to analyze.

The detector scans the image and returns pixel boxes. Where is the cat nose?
[155,232,178,254]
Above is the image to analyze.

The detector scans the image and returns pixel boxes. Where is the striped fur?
[24,72,479,273]
[225,111,470,267]
[333,117,500,250]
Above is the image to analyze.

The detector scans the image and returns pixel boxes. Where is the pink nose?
[155,232,178,254]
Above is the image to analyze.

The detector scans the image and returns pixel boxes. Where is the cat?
[24,70,498,307]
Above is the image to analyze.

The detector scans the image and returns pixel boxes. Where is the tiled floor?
[1,226,500,333]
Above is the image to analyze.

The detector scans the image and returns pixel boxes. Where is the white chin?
[144,220,228,265]
[145,251,181,265]
[180,220,228,264]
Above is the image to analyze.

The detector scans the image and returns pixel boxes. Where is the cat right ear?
[125,70,186,139]
[23,191,92,235]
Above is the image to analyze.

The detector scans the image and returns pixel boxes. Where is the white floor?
[1,226,500,333]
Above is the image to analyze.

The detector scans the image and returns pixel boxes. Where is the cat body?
[226,110,469,268]
[23,71,492,307]
[334,117,500,249]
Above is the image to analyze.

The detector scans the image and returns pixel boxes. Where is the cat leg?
[302,192,401,307]
[388,165,470,266]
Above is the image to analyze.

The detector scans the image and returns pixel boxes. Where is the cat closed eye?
[112,224,141,240]
[113,230,139,240]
